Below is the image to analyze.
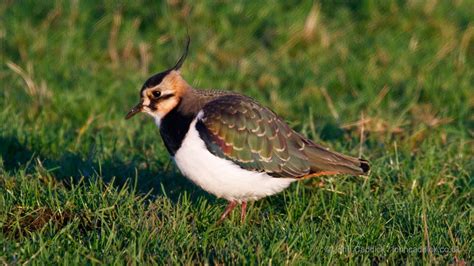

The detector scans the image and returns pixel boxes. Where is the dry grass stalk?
[342,117,405,134]
[6,61,52,104]
[320,87,339,120]
[108,12,122,67]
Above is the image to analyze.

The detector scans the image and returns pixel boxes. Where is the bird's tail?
[305,143,370,176]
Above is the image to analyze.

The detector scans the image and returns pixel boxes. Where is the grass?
[0,0,472,264]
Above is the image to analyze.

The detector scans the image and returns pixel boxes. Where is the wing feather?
[196,95,310,177]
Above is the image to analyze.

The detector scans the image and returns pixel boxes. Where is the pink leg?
[218,201,238,223]
[241,201,247,223]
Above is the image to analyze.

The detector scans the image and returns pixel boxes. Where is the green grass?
[0,0,472,264]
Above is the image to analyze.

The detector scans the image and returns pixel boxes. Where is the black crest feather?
[173,34,190,71]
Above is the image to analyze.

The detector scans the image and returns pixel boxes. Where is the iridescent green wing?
[196,94,312,177]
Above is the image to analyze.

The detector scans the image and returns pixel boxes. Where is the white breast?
[173,116,296,202]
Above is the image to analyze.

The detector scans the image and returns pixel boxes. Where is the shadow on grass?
[0,135,215,205]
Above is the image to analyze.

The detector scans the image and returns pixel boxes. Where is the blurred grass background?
[0,0,472,264]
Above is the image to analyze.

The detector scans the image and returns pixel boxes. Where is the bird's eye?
[151,91,161,98]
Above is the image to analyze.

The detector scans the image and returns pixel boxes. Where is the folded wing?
[196,95,369,178]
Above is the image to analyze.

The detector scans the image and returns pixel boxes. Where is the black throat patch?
[159,103,196,156]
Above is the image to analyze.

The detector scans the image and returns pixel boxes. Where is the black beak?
[125,102,143,119]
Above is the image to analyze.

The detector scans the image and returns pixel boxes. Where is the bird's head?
[125,37,190,122]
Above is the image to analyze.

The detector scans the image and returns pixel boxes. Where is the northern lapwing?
[126,38,370,223]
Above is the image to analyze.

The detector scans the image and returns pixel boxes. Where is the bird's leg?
[218,201,238,224]
[241,201,247,223]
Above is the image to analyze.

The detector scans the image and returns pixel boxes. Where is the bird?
[126,37,370,223]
